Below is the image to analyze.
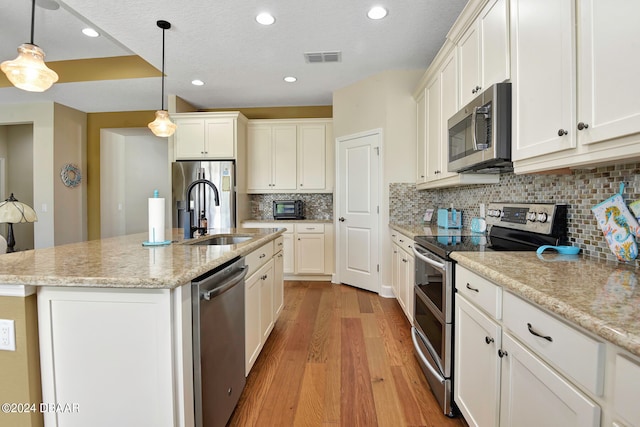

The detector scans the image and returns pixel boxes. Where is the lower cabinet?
[455,265,602,427]
[242,221,334,278]
[390,229,414,323]
[245,237,284,375]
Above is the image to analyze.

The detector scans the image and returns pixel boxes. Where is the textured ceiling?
[0,0,468,113]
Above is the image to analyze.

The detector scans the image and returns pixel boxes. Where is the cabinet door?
[283,234,295,274]
[245,271,261,375]
[273,251,284,318]
[205,118,235,158]
[577,0,640,146]
[458,23,481,106]
[425,76,442,182]
[439,49,458,179]
[272,125,297,190]
[397,250,408,312]
[455,295,501,427]
[296,234,325,274]
[298,124,326,190]
[260,261,274,342]
[416,89,427,184]
[175,119,205,159]
[511,0,576,160]
[480,0,510,88]
[391,243,400,298]
[247,126,273,191]
[404,254,415,324]
[499,333,600,427]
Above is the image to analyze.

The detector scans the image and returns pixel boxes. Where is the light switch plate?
[0,319,16,351]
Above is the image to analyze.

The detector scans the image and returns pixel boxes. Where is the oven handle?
[411,327,445,385]
[412,246,446,271]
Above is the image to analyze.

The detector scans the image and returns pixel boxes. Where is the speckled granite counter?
[0,228,284,289]
[451,251,640,357]
[243,218,333,223]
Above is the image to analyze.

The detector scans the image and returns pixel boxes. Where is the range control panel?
[485,203,568,236]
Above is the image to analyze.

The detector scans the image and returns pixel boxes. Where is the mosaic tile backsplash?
[249,193,333,220]
[389,162,640,264]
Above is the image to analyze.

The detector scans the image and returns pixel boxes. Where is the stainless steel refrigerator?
[172,161,235,235]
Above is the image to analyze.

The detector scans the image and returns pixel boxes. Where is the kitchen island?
[0,227,284,427]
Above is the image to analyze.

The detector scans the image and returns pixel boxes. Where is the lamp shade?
[1,43,59,92]
[0,194,38,224]
[148,110,176,137]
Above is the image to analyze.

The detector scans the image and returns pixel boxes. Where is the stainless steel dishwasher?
[192,256,247,427]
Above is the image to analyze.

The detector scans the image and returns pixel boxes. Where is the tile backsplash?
[390,162,640,263]
[249,193,333,220]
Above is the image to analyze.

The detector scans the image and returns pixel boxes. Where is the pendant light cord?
[30,0,36,44]
[161,25,165,111]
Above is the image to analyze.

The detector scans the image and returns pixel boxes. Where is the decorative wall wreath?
[60,163,82,188]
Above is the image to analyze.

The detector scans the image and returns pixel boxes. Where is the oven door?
[412,245,453,323]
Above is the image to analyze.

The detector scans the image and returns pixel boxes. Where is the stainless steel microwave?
[447,82,512,173]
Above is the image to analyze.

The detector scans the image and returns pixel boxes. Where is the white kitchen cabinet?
[458,0,510,106]
[455,295,502,427]
[247,124,297,191]
[247,119,333,194]
[416,89,427,184]
[273,242,284,318]
[425,74,442,181]
[259,260,274,342]
[245,266,261,375]
[390,230,414,323]
[455,265,602,427]
[613,354,640,426]
[172,112,246,160]
[298,124,326,191]
[512,0,640,172]
[499,333,601,427]
[242,221,334,279]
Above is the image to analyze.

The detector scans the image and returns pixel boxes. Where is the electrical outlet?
[0,319,16,351]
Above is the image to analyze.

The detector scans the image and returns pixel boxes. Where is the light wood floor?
[229,280,466,427]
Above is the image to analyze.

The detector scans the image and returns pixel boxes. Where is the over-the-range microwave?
[447,82,512,173]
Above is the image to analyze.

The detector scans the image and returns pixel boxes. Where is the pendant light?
[1,0,59,92]
[148,20,176,137]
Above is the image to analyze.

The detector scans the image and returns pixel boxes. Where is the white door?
[336,130,380,293]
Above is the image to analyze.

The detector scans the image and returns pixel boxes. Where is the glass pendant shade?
[148,110,176,137]
[1,43,59,92]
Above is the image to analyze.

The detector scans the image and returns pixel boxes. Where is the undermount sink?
[190,235,254,246]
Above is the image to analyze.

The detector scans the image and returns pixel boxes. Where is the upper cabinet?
[458,0,510,106]
[247,119,333,194]
[511,0,640,172]
[171,112,247,160]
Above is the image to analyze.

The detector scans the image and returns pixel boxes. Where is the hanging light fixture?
[148,20,176,137]
[1,0,59,92]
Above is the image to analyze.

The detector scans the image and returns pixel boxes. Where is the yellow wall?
[0,294,43,427]
[86,106,332,240]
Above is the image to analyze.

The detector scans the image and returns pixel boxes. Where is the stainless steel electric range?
[410,202,569,417]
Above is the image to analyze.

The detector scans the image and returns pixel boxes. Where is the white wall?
[100,128,170,239]
[6,125,34,250]
[333,69,423,292]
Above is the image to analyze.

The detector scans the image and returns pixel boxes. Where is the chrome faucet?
[184,178,220,238]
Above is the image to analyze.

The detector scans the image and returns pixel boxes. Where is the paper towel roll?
[148,197,165,243]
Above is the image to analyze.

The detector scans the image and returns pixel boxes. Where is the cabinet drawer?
[391,232,414,254]
[455,266,502,319]
[245,241,274,277]
[503,291,605,396]
[295,223,324,233]
[274,236,284,253]
[613,354,640,426]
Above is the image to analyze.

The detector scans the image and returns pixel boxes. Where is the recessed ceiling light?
[367,6,388,20]
[36,0,60,11]
[256,12,275,25]
[82,28,100,38]
[191,79,205,86]
[283,76,297,83]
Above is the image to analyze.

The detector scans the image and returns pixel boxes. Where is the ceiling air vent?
[304,51,342,63]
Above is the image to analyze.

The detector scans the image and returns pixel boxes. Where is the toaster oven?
[273,200,304,220]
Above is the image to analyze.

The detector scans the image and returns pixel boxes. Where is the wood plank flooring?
[228,281,466,427]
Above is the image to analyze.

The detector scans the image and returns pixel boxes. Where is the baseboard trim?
[284,274,333,282]
[379,284,395,299]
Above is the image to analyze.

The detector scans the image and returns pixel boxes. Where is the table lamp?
[0,193,38,253]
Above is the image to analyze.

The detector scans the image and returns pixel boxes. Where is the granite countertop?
[451,251,640,358]
[0,228,285,290]
[389,223,447,238]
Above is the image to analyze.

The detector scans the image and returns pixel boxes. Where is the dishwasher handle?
[200,267,247,301]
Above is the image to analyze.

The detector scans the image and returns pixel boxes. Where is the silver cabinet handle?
[527,323,553,342]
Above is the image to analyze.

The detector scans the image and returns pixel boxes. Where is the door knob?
[339,217,345,222]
